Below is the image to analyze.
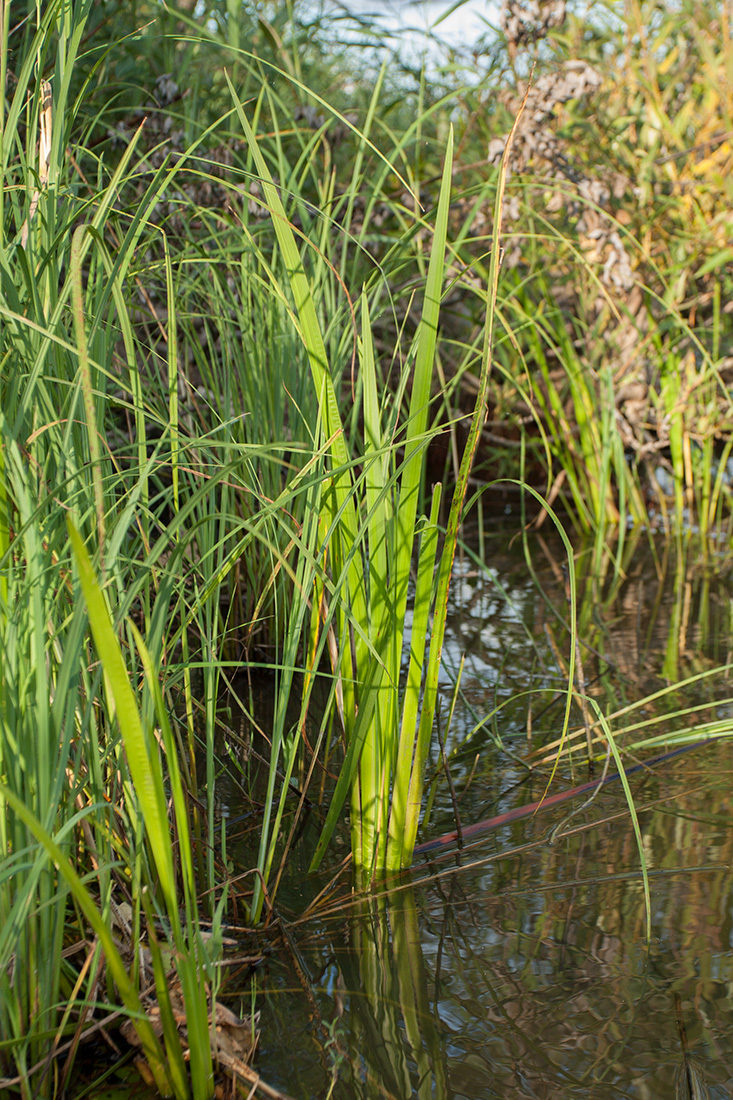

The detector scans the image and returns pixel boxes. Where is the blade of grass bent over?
[67,521,179,919]
[68,523,216,1096]
[227,74,368,655]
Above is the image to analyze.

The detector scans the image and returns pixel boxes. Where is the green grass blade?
[393,126,453,617]
[66,521,179,929]
[0,785,174,1096]
[387,483,441,869]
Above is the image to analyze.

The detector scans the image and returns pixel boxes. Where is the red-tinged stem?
[413,739,713,858]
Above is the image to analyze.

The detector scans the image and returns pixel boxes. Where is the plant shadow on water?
[218,527,733,1100]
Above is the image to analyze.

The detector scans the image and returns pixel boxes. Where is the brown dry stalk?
[21,78,52,248]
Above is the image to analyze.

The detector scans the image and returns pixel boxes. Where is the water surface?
[223,529,733,1099]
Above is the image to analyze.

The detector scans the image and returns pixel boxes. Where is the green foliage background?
[1,0,732,1095]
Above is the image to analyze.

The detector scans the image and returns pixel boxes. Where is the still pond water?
[211,525,733,1099]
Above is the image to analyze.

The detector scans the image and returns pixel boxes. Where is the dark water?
[221,528,733,1100]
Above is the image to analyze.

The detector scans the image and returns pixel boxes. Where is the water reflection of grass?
[251,759,732,1097]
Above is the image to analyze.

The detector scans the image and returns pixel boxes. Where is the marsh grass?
[0,3,244,1090]
[1,0,733,1093]
[446,0,733,534]
[0,0,498,1082]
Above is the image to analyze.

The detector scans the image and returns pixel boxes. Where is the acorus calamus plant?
[232,77,529,893]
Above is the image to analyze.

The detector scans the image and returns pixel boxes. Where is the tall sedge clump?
[232,74,527,898]
[0,3,230,1090]
[0,3,97,1089]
